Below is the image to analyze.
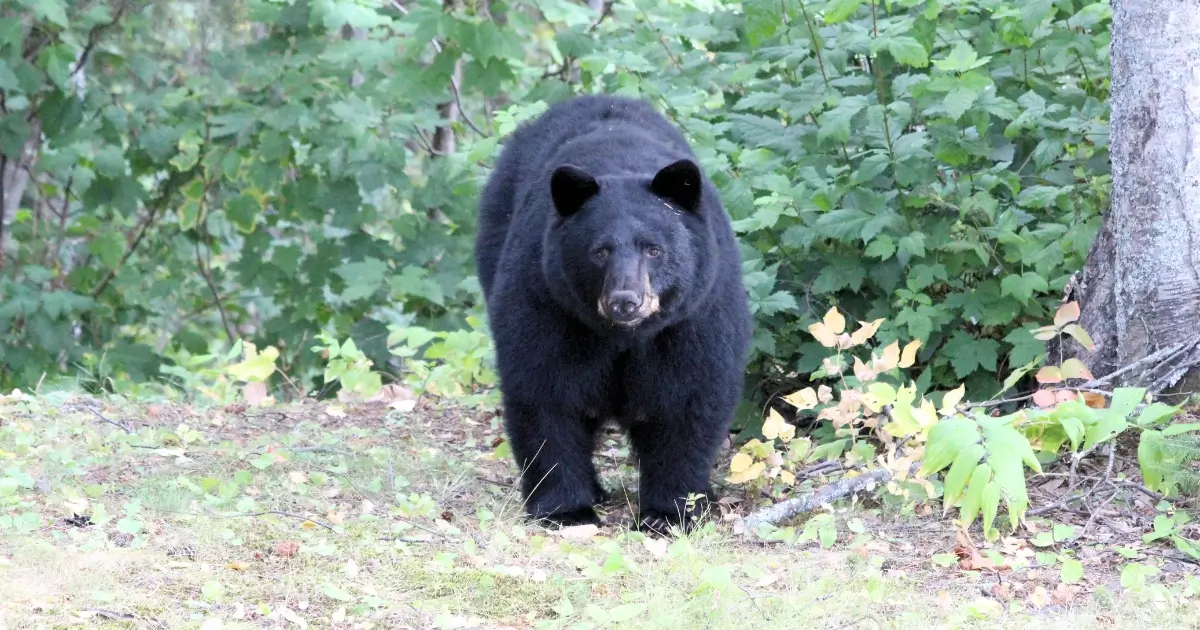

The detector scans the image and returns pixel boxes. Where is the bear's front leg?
[628,415,727,536]
[504,400,605,527]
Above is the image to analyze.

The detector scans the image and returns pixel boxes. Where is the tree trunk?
[1067,2,1200,395]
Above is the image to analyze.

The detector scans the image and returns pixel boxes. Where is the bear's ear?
[651,159,702,212]
[551,164,600,217]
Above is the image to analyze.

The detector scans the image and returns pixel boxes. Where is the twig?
[86,407,132,434]
[1083,488,1119,535]
[1078,336,1200,389]
[389,0,486,137]
[238,510,337,532]
[194,240,235,345]
[587,1,615,32]
[91,166,199,298]
[72,1,131,79]
[1113,479,1164,503]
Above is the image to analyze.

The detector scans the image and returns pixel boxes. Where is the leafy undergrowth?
[1,393,1197,629]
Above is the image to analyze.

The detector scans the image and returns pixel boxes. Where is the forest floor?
[0,391,1197,629]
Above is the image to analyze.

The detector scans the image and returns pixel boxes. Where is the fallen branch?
[740,463,918,533]
[86,407,133,434]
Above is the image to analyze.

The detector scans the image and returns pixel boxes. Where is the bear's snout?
[607,290,643,319]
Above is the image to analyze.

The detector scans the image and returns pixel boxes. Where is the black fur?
[475,94,751,534]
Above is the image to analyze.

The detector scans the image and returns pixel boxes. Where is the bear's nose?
[608,291,642,318]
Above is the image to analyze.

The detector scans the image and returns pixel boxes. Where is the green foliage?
[731,303,1192,543]
[0,0,1111,413]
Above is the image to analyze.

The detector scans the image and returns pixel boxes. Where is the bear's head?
[541,158,720,337]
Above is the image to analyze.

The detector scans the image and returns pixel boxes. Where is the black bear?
[475,94,751,534]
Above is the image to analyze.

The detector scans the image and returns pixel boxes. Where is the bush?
[1,0,1112,420]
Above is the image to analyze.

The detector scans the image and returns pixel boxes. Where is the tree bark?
[1067,2,1200,395]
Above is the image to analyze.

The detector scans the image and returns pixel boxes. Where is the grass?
[1,390,1197,629]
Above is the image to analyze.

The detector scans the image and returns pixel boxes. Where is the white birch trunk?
[1067,2,1200,393]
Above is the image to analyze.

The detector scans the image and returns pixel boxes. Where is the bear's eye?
[645,245,662,258]
[593,247,611,262]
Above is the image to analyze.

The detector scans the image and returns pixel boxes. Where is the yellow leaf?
[727,461,766,484]
[780,470,796,485]
[823,307,846,335]
[915,398,938,429]
[867,382,898,406]
[730,452,754,473]
[809,322,838,348]
[853,355,875,382]
[849,318,885,345]
[762,409,794,441]
[226,341,280,383]
[879,341,900,370]
[899,340,921,368]
[782,387,819,410]
[940,383,966,416]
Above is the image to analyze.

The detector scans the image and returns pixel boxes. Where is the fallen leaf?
[243,381,273,406]
[278,605,308,628]
[273,541,300,557]
[1052,582,1080,604]
[559,524,600,540]
[1028,585,1051,608]
[643,537,668,558]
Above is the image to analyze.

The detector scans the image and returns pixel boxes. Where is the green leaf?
[31,0,70,27]
[823,0,864,24]
[93,146,126,178]
[864,235,896,259]
[321,582,355,602]
[0,60,19,93]
[335,258,390,302]
[225,193,261,233]
[1108,387,1146,419]
[921,416,981,476]
[1000,272,1048,304]
[942,442,986,507]
[980,478,1001,538]
[943,331,1000,378]
[1162,423,1200,437]
[0,112,33,160]
[1083,410,1129,451]
[755,290,799,316]
[886,37,929,67]
[90,231,126,271]
[942,88,979,120]
[1004,326,1045,369]
[932,41,991,73]
[958,463,991,527]
[744,0,783,48]
[1133,402,1182,428]
[1060,558,1083,583]
[178,199,203,231]
[817,96,869,144]
[897,232,926,258]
